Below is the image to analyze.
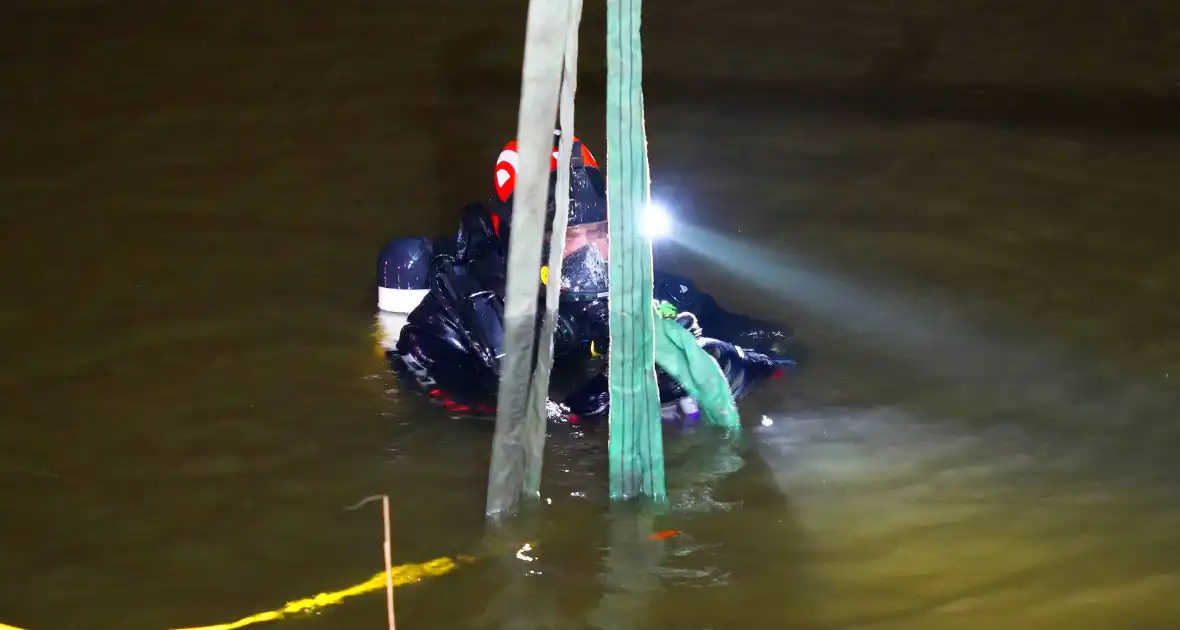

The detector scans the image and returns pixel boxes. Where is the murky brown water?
[3,2,1180,629]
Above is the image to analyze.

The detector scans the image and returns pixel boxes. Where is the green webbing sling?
[653,306,741,432]
[491,0,742,514]
[606,0,665,502]
[486,0,581,518]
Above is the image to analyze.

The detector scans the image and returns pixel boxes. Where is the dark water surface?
[3,2,1180,629]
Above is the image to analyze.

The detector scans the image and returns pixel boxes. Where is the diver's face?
[564,221,610,259]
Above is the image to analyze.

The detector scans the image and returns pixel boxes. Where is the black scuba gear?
[382,215,799,421]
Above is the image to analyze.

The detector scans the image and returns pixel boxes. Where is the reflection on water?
[4,1,1180,629]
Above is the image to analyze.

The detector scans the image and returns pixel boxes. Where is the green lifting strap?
[653,305,741,433]
[606,0,665,502]
[486,0,581,518]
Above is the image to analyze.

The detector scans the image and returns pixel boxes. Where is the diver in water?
[375,133,803,424]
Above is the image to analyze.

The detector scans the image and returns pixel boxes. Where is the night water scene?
[2,1,1180,629]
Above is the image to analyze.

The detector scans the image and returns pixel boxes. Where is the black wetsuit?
[379,202,800,421]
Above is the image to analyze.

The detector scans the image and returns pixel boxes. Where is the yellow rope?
[1,553,479,630]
